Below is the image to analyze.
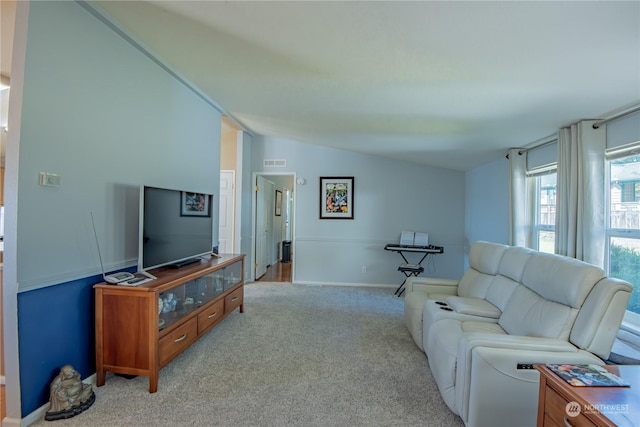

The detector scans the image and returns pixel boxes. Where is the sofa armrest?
[457,333,603,376]
[405,276,459,295]
[446,297,501,319]
[455,333,604,426]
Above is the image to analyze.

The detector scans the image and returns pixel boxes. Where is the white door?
[219,170,235,253]
[265,180,276,265]
[255,175,269,278]
[284,188,292,241]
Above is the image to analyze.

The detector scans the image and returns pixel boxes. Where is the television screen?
[139,186,214,271]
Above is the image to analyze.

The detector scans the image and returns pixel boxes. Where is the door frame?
[251,172,297,282]
[219,170,236,253]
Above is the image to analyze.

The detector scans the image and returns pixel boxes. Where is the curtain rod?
[593,105,640,129]
[505,135,557,159]
[510,104,640,159]
[517,133,558,155]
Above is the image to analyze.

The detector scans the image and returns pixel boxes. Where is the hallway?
[256,261,291,283]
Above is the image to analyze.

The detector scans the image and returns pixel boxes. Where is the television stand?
[170,257,201,268]
[94,254,245,392]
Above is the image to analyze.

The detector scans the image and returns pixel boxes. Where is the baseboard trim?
[294,281,396,289]
[21,374,97,426]
[2,417,21,427]
[21,402,49,427]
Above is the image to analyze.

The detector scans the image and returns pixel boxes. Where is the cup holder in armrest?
[435,301,448,306]
[440,307,453,311]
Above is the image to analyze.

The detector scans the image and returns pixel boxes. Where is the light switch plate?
[39,172,61,187]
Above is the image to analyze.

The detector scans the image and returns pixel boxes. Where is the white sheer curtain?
[508,148,530,247]
[555,120,606,266]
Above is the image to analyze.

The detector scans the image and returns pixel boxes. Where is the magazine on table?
[546,364,630,387]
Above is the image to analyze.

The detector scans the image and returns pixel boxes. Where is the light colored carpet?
[33,283,464,427]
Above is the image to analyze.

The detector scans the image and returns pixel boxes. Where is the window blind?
[527,141,557,173]
[606,110,640,155]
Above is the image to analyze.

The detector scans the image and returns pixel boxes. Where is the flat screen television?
[138,185,215,272]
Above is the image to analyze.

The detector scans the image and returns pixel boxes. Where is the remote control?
[122,277,146,285]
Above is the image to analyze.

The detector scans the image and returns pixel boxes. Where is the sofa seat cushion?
[422,299,500,353]
[461,321,507,334]
[446,296,501,318]
[426,319,507,414]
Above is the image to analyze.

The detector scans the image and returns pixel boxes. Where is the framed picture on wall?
[275,190,282,216]
[319,177,354,219]
[180,192,211,217]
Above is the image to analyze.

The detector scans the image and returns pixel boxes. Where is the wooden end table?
[535,364,639,427]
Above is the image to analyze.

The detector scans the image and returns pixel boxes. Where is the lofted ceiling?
[5,1,640,171]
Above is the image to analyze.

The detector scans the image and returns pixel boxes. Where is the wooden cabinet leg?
[149,374,158,393]
[96,370,106,387]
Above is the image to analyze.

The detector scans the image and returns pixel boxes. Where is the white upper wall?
[252,136,467,284]
[12,2,222,290]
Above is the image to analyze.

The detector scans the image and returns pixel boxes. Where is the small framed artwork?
[275,190,282,216]
[181,192,211,217]
[320,176,354,219]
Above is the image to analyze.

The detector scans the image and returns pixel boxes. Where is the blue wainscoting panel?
[17,274,102,415]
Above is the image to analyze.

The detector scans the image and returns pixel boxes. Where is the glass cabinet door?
[159,272,224,330]
[158,259,243,330]
[223,260,242,290]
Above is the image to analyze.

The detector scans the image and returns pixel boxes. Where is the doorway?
[219,170,235,253]
[252,173,295,283]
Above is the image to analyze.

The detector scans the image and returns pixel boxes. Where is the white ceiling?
[6,1,640,171]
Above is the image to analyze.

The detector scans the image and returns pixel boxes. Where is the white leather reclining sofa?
[404,241,632,427]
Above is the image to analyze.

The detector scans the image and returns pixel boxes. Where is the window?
[532,171,556,253]
[620,181,640,203]
[525,140,557,253]
[606,153,640,316]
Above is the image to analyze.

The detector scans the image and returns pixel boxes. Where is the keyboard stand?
[395,264,424,296]
[384,244,444,297]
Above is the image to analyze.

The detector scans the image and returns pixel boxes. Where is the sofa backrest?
[499,252,606,341]
[457,241,632,360]
[458,241,508,298]
[484,246,535,312]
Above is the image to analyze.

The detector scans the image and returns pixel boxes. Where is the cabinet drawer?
[159,317,197,366]
[225,286,243,314]
[197,299,225,334]
[544,386,596,427]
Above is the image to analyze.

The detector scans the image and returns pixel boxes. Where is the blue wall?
[17,267,140,415]
[18,275,99,414]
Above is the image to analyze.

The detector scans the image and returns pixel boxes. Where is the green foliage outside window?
[610,244,640,314]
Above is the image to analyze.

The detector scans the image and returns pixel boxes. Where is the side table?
[535,364,639,427]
